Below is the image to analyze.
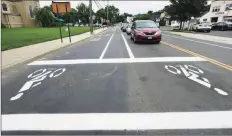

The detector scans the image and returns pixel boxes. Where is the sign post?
[52,1,71,43]
[56,4,63,43]
[65,3,71,43]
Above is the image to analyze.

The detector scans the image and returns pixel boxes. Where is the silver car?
[126,24,132,35]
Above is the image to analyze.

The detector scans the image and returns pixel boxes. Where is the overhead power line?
[94,0,101,9]
[95,0,104,9]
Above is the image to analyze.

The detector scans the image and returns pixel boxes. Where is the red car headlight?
[154,30,161,36]
[136,31,145,35]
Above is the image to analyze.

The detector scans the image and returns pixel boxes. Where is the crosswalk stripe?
[28,57,207,66]
[3,111,232,131]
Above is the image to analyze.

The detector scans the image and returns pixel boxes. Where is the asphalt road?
[2,26,232,135]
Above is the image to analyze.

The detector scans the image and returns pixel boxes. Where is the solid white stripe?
[28,57,206,65]
[2,111,232,131]
[121,32,135,58]
[99,32,115,59]
[163,34,232,50]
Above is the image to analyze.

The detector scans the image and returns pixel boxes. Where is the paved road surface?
[2,26,232,135]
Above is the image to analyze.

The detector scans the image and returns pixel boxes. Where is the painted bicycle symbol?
[165,64,228,96]
[10,68,66,101]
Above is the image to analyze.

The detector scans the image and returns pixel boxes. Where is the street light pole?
[89,0,93,34]
[107,0,109,26]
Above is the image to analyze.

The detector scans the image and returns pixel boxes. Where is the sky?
[39,1,171,15]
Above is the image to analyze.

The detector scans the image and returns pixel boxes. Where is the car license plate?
[148,37,152,39]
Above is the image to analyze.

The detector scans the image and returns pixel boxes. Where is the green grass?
[2,27,97,51]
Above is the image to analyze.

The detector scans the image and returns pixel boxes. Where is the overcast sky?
[39,1,171,15]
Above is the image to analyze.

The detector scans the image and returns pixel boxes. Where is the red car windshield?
[136,22,158,28]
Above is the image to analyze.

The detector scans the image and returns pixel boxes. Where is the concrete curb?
[2,28,108,71]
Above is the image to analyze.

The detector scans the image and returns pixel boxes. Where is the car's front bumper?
[198,27,211,31]
[135,35,161,42]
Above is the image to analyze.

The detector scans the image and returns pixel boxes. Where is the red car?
[131,20,161,44]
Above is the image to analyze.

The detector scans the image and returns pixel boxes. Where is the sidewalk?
[2,28,107,70]
[165,31,232,45]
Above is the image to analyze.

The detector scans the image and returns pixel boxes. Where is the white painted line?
[99,32,115,59]
[163,34,232,50]
[2,111,232,131]
[121,32,135,58]
[28,57,206,65]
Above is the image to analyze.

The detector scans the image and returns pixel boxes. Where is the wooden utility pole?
[89,0,93,34]
[107,0,109,26]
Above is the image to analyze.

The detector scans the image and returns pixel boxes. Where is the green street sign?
[55,17,64,22]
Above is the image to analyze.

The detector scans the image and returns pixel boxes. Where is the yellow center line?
[161,41,232,71]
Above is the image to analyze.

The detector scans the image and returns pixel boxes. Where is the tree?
[76,3,90,25]
[147,10,153,16]
[95,8,106,23]
[107,5,119,24]
[116,14,125,23]
[69,8,78,26]
[95,5,119,24]
[164,0,208,29]
[133,13,150,21]
[34,6,56,27]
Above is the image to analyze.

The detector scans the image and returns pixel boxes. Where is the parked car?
[121,25,127,32]
[126,24,132,35]
[171,21,180,29]
[130,20,161,44]
[191,22,211,32]
[211,22,232,31]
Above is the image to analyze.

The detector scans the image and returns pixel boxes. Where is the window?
[2,3,7,11]
[224,18,232,22]
[29,5,34,19]
[203,19,207,21]
[225,4,232,11]
[12,5,18,14]
[136,21,158,28]
[212,6,220,12]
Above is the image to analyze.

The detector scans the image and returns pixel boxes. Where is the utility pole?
[107,0,109,26]
[89,0,93,34]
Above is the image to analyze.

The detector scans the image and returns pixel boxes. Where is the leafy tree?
[107,5,119,24]
[95,8,106,23]
[76,3,90,25]
[61,8,79,26]
[34,6,56,27]
[70,8,78,26]
[164,0,208,29]
[95,5,119,24]
[116,14,125,23]
[133,13,150,21]
[147,10,153,16]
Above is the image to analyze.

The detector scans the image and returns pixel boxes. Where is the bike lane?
[2,29,232,114]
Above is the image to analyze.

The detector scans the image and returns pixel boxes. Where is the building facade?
[200,0,232,23]
[1,0,40,28]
